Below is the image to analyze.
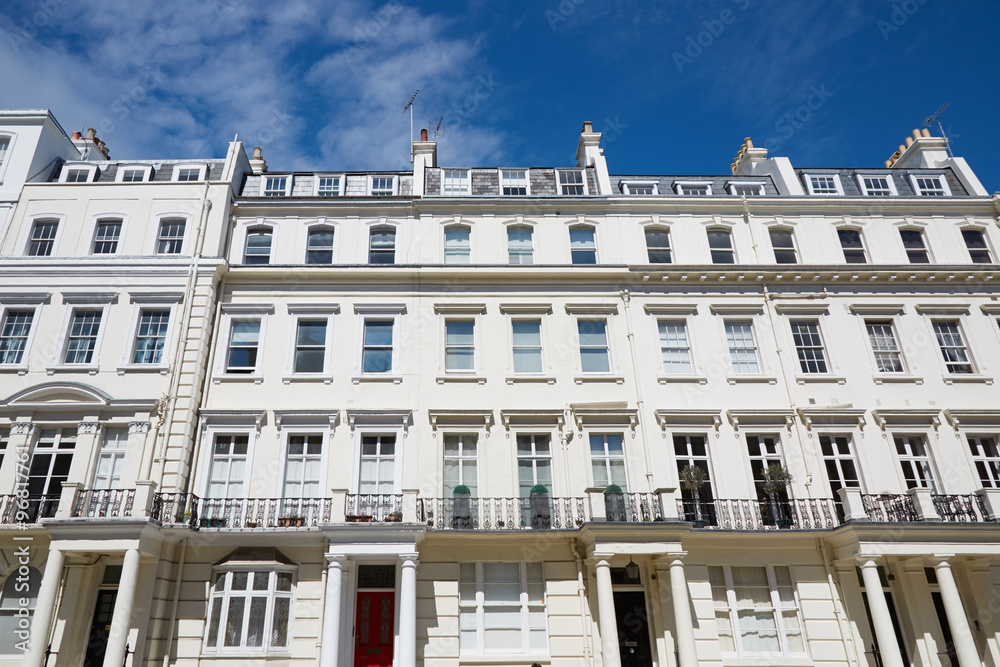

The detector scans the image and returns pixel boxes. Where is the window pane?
[272,597,290,646]
[224,597,245,646]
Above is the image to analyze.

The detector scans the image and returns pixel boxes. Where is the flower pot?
[346,515,372,523]
[277,516,304,528]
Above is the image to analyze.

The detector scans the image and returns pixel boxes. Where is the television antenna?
[433,116,444,140]
[923,102,953,157]
[403,90,420,161]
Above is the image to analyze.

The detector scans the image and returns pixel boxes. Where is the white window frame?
[709,564,806,658]
[353,305,405,383]
[767,226,798,264]
[557,169,587,195]
[152,215,190,255]
[171,163,208,182]
[706,226,736,264]
[367,221,399,265]
[0,302,41,373]
[459,561,547,656]
[789,319,829,374]
[622,181,659,195]
[49,302,112,373]
[242,224,275,265]
[284,305,337,383]
[864,319,907,374]
[836,227,868,264]
[499,169,529,196]
[967,434,1000,488]
[88,215,128,255]
[818,433,864,493]
[588,432,628,489]
[892,433,938,492]
[510,318,544,375]
[515,433,554,497]
[91,426,129,491]
[658,319,694,375]
[0,133,14,184]
[214,305,273,383]
[444,318,477,374]
[24,216,64,257]
[898,226,932,263]
[724,319,761,375]
[929,319,976,375]
[313,174,342,197]
[59,163,98,183]
[506,224,534,265]
[443,432,480,496]
[368,175,397,196]
[444,223,472,264]
[577,318,612,374]
[118,294,181,373]
[277,429,328,500]
[202,566,296,655]
[115,164,153,183]
[442,169,471,195]
[643,225,673,264]
[199,428,257,499]
[260,174,292,197]
[350,425,405,494]
[909,174,952,197]
[803,173,844,195]
[727,181,766,196]
[856,174,898,197]
[568,224,598,264]
[303,221,338,265]
[960,226,994,264]
[674,180,712,196]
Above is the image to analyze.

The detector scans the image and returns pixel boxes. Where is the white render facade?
[1,112,999,667]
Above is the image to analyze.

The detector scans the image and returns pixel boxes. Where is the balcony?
[72,489,135,518]
[677,498,840,530]
[861,493,918,522]
[418,497,588,530]
[0,494,60,524]
[602,492,663,522]
[932,493,988,522]
[345,494,403,523]
[152,494,332,529]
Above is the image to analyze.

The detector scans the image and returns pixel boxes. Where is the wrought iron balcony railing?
[861,494,918,522]
[73,489,135,518]
[932,493,987,522]
[603,492,663,522]
[151,493,331,528]
[677,498,840,530]
[418,496,588,530]
[346,494,403,523]
[0,494,60,524]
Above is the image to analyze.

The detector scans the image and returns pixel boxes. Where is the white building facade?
[1,113,999,667]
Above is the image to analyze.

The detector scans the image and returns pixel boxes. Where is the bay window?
[204,569,293,653]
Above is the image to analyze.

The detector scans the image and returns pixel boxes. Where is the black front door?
[84,589,118,667]
[614,591,654,667]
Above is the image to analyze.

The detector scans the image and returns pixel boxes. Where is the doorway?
[83,589,118,667]
[614,591,654,667]
[354,591,395,667]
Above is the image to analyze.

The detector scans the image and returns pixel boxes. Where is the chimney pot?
[420,128,428,141]
[71,131,81,140]
[898,144,906,153]
[253,146,263,160]
[582,121,593,134]
[921,128,931,138]
[905,137,914,147]
[912,129,921,139]
[86,128,97,140]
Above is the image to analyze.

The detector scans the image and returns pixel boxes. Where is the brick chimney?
[411,128,437,196]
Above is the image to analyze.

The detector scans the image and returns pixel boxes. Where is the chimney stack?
[249,146,268,174]
[72,127,110,160]
[575,121,611,194]
[421,128,428,141]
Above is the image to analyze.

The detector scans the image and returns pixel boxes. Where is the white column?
[26,548,63,667]
[594,557,622,667]
[667,554,698,667]
[398,554,419,667]
[320,555,346,667]
[933,558,980,667]
[858,558,904,667]
[103,548,141,667]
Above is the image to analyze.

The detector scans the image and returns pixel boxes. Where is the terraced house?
[1,109,999,667]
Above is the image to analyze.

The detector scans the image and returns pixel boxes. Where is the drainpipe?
[161,538,188,667]
[620,290,655,492]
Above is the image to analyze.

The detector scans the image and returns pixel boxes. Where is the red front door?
[354,591,395,667]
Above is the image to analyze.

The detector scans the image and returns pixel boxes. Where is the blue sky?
[2,1,998,190]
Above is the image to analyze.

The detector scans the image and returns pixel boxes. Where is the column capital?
[326,553,348,567]
[399,553,419,568]
[11,421,35,435]
[654,552,687,568]
[855,554,884,568]
[128,421,150,435]
[931,554,957,568]
[77,421,103,435]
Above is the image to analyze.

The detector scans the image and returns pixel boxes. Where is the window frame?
[960,227,994,264]
[444,318,476,374]
[350,426,405,494]
[577,318,611,374]
[709,564,806,658]
[0,304,39,372]
[767,227,798,264]
[459,561,548,656]
[89,215,127,255]
[836,227,868,264]
[506,224,535,265]
[643,226,672,264]
[818,433,864,494]
[260,175,292,197]
[202,566,296,655]
[568,224,598,265]
[284,307,336,382]
[557,169,587,195]
[510,318,544,375]
[588,432,628,490]
[966,434,1000,488]
[724,319,761,375]
[119,298,180,373]
[115,164,153,183]
[899,227,931,263]
[313,174,342,197]
[154,216,189,255]
[930,319,975,375]
[277,428,328,500]
[909,174,952,197]
[706,227,736,264]
[622,181,659,195]
[789,319,830,375]
[25,217,63,257]
[214,305,273,382]
[0,133,13,184]
[727,182,766,196]
[864,319,908,374]
[353,309,404,382]
[442,169,471,195]
[658,319,694,375]
[499,169,529,196]
[444,224,472,264]
[674,180,712,196]
[55,305,109,371]
[171,163,208,182]
[516,433,554,498]
[443,432,480,496]
[367,223,398,265]
[803,173,844,196]
[368,175,397,196]
[856,174,897,197]
[892,433,938,492]
[304,223,338,265]
[243,225,275,265]
[58,163,98,183]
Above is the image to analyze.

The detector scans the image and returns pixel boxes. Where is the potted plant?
[386,510,403,523]
[277,515,304,528]
[603,483,626,522]
[679,465,709,527]
[529,484,551,529]
[761,464,794,528]
[451,485,471,529]
[179,511,192,525]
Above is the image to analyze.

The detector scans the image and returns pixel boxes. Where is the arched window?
[707,228,735,264]
[306,227,335,265]
[569,226,596,264]
[644,228,671,263]
[507,226,533,265]
[899,228,929,263]
[768,228,797,264]
[368,226,396,264]
[0,135,11,173]
[244,227,273,265]
[444,225,471,264]
[961,228,993,263]
[0,566,40,654]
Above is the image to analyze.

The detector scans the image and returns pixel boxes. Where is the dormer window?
[315,175,341,196]
[675,181,711,196]
[443,169,470,195]
[0,136,9,173]
[116,165,153,183]
[623,182,658,195]
[911,175,950,197]
[558,170,586,195]
[262,175,291,197]
[172,164,207,182]
[857,175,896,196]
[728,182,765,196]
[501,169,528,195]
[804,174,843,195]
[60,164,98,183]
[370,176,396,196]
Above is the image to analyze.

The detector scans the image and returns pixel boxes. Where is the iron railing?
[73,488,135,518]
[151,493,331,528]
[678,498,840,530]
[932,494,986,522]
[0,494,61,524]
[862,494,918,522]
[604,492,663,522]
[346,494,403,522]
[418,496,588,530]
